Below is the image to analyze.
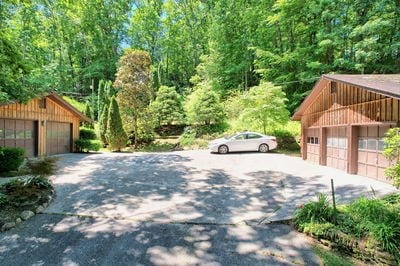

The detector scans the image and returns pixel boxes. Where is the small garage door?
[46,122,72,155]
[306,128,320,164]
[0,119,37,157]
[357,126,390,181]
[326,127,347,171]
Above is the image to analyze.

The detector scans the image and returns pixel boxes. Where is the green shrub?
[179,127,197,146]
[4,175,52,201]
[0,192,8,206]
[75,139,101,152]
[268,128,300,151]
[301,222,335,237]
[347,197,400,255]
[79,127,97,140]
[0,147,25,173]
[294,193,334,226]
[25,157,58,176]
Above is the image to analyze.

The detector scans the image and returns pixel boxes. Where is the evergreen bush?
[0,147,25,173]
[79,127,97,140]
[106,96,128,151]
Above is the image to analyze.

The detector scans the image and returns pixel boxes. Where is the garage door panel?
[0,119,37,157]
[358,151,367,163]
[46,122,71,155]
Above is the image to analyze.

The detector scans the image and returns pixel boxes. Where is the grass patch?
[313,245,355,266]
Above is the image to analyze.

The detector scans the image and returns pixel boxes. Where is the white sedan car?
[208,132,277,154]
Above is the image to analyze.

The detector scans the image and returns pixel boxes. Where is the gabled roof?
[292,74,400,120]
[46,93,91,122]
[0,93,91,122]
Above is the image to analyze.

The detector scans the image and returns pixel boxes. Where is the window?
[367,139,377,150]
[338,138,347,149]
[234,134,246,140]
[5,129,14,139]
[247,133,261,139]
[307,136,319,144]
[39,97,46,109]
[0,129,3,139]
[16,130,25,139]
[378,138,385,151]
[358,138,366,149]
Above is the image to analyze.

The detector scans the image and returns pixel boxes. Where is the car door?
[228,133,247,151]
[246,133,263,150]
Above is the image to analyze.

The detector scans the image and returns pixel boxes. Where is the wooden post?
[320,127,327,166]
[347,125,359,174]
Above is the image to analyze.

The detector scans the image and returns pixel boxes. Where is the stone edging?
[1,190,55,232]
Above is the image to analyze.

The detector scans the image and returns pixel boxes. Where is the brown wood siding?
[0,97,80,156]
[302,81,400,128]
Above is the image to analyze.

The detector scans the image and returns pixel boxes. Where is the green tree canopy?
[150,86,184,126]
[185,83,225,125]
[238,82,289,134]
[114,49,153,147]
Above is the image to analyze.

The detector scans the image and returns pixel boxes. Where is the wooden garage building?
[293,74,400,182]
[0,93,90,157]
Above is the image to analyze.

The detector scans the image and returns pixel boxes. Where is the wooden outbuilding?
[0,93,90,157]
[293,74,400,182]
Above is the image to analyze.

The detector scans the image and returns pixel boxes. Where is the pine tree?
[83,102,94,129]
[98,103,109,145]
[105,97,128,151]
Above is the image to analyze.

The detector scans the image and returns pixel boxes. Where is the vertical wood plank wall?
[0,97,80,155]
[302,81,400,128]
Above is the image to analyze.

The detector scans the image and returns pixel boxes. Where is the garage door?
[46,122,72,155]
[306,128,320,164]
[357,126,390,181]
[0,119,37,157]
[326,127,347,171]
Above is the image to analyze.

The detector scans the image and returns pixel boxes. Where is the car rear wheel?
[218,145,229,154]
[259,143,269,153]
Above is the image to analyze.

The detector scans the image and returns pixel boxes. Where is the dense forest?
[1,0,399,113]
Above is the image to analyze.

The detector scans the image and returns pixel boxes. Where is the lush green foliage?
[62,96,85,112]
[74,139,101,153]
[115,50,153,147]
[98,103,109,145]
[24,157,59,177]
[0,147,25,173]
[225,82,289,134]
[2,0,399,112]
[151,86,184,126]
[295,193,334,226]
[185,85,225,125]
[3,175,52,201]
[295,194,400,260]
[79,128,97,140]
[0,192,8,207]
[383,127,400,188]
[106,97,128,151]
[75,127,100,152]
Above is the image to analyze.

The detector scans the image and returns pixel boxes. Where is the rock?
[36,206,44,214]
[2,222,16,231]
[15,218,22,224]
[42,202,48,208]
[20,210,35,221]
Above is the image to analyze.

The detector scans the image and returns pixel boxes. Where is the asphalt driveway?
[0,150,397,265]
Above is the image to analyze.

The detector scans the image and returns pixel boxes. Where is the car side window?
[247,133,261,139]
[234,134,246,140]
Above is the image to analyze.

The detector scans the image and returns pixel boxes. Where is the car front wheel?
[259,143,269,153]
[218,145,229,154]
